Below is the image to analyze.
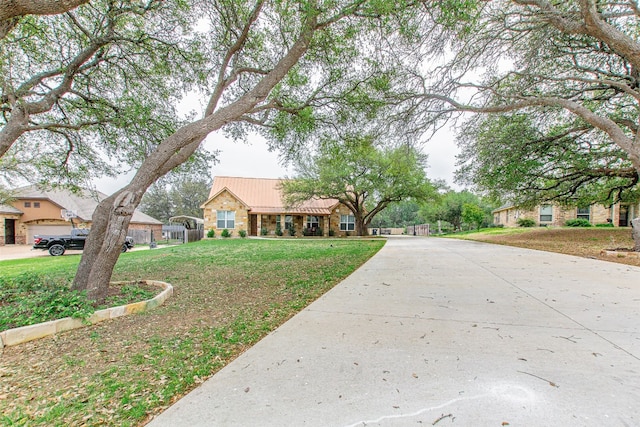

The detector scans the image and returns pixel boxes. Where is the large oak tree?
[281,135,435,236]
[402,0,640,245]
[1,0,477,301]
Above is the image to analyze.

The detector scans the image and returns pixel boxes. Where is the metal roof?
[204,177,339,215]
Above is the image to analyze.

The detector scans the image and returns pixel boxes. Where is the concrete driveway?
[146,237,638,426]
[0,244,61,260]
[0,243,158,261]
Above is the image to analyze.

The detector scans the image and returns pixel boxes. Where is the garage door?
[27,225,72,245]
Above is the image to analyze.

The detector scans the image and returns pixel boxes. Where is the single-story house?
[0,185,162,246]
[200,176,356,237]
[492,201,638,227]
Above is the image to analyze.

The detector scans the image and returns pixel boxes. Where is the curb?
[0,280,173,348]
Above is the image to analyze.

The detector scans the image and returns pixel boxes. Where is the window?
[276,215,281,230]
[216,210,235,229]
[340,214,355,231]
[24,202,31,208]
[577,206,590,221]
[285,215,293,231]
[540,205,553,222]
[306,216,319,229]
[33,202,40,208]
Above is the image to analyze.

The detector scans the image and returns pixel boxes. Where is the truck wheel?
[121,244,128,253]
[49,244,65,256]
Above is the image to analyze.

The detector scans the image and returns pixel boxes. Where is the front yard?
[0,238,385,426]
[446,227,640,267]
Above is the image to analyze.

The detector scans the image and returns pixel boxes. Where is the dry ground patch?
[449,227,640,267]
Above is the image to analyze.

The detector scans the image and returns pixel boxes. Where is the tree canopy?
[420,190,492,232]
[398,1,640,212]
[0,0,214,193]
[141,177,211,223]
[456,112,640,208]
[282,135,435,235]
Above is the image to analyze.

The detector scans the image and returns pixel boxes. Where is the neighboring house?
[200,176,356,237]
[0,185,162,246]
[493,202,638,227]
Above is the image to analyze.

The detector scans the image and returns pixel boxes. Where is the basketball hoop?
[60,209,78,221]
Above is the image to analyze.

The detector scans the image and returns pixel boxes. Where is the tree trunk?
[355,215,369,236]
[72,15,318,302]
[632,218,640,252]
[72,190,139,301]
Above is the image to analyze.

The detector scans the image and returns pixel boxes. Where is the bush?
[260,227,268,236]
[275,225,283,236]
[565,218,592,227]
[288,224,296,236]
[221,229,232,238]
[238,229,247,238]
[517,218,536,227]
[596,222,615,227]
[207,229,215,238]
[328,229,335,236]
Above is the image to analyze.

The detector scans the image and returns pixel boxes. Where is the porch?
[249,214,331,237]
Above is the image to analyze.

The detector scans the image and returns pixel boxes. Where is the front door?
[4,219,15,244]
[619,205,629,227]
[250,215,258,236]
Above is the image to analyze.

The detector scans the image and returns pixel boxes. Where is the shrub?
[207,229,215,238]
[565,218,592,227]
[288,224,296,236]
[596,222,615,227]
[260,227,268,236]
[221,229,232,238]
[328,229,335,236]
[315,227,323,236]
[517,218,536,227]
[238,229,247,238]
[275,225,283,236]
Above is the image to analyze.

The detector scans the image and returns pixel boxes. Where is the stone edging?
[0,280,173,348]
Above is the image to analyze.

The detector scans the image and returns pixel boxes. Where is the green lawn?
[0,238,385,426]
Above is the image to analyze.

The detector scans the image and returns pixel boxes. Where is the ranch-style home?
[0,185,162,246]
[200,176,357,237]
[492,201,639,228]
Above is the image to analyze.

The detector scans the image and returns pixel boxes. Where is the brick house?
[0,185,162,246]
[492,202,638,227]
[200,176,357,237]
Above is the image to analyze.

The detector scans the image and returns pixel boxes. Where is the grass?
[0,272,157,331]
[0,238,385,426]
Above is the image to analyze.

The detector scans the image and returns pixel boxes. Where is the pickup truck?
[33,228,135,256]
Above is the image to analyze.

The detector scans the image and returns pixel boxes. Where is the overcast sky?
[94,89,463,194]
[94,127,461,195]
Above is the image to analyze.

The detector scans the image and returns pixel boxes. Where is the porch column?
[257,215,262,235]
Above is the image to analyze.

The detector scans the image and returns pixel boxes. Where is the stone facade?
[493,202,638,227]
[202,191,357,237]
[202,190,250,235]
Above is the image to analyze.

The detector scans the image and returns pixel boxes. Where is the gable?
[201,188,248,210]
